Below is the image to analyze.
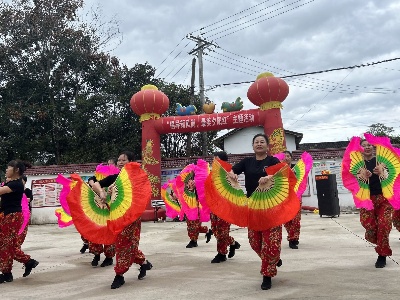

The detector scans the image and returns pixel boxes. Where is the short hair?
[108,158,117,165]
[283,150,293,158]
[21,175,28,182]
[252,133,269,145]
[213,151,228,162]
[119,150,135,162]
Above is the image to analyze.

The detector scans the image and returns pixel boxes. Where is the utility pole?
[187,34,218,156]
[186,57,196,156]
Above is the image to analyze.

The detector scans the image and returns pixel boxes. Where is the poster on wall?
[311,161,349,194]
[31,178,62,208]
[161,168,183,186]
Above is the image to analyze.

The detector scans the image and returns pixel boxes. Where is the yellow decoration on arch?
[260,101,283,111]
[139,113,161,122]
[269,128,286,155]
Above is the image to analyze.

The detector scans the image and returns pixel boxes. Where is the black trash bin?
[315,174,340,217]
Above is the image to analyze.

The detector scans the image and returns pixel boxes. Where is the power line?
[205,56,400,91]
[191,0,273,33]
[155,41,191,78]
[209,0,315,40]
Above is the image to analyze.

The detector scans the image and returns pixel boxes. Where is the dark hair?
[21,175,28,182]
[108,158,117,165]
[213,151,228,162]
[7,160,28,176]
[283,150,293,158]
[252,133,269,145]
[120,150,135,162]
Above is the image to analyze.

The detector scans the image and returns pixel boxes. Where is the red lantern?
[247,73,289,110]
[130,85,170,122]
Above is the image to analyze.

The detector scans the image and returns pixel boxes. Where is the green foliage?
[367,123,400,144]
[0,0,220,171]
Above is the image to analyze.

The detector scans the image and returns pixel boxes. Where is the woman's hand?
[259,175,272,185]
[227,171,238,182]
[99,190,107,202]
[373,164,385,177]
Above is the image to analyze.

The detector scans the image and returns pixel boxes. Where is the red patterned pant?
[0,212,30,273]
[210,213,234,255]
[360,194,393,256]
[248,225,282,277]
[14,227,30,264]
[114,218,145,275]
[392,210,400,232]
[284,207,301,241]
[186,219,208,241]
[89,243,115,258]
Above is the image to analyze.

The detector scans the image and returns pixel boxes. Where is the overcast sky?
[87,0,399,143]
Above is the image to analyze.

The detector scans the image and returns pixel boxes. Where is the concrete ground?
[1,212,400,300]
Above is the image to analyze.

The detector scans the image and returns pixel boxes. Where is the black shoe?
[277,259,282,267]
[261,276,272,290]
[138,260,153,280]
[375,255,386,268]
[111,275,125,289]
[289,240,298,249]
[100,257,113,267]
[186,240,198,248]
[211,253,227,263]
[0,273,13,283]
[91,254,100,267]
[228,241,241,258]
[205,229,213,243]
[23,259,39,277]
[80,243,89,254]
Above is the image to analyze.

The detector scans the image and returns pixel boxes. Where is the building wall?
[223,127,297,154]
[26,172,94,225]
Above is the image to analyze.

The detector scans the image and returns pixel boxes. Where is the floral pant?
[89,243,115,258]
[284,207,301,241]
[248,225,282,277]
[210,213,234,255]
[186,219,208,241]
[0,212,30,273]
[359,194,393,256]
[114,218,145,275]
[392,209,400,232]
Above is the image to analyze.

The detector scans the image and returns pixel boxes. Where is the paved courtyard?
[1,212,400,299]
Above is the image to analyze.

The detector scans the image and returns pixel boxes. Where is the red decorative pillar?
[247,72,289,154]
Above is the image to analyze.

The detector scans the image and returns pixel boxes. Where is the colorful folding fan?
[274,152,286,161]
[106,162,152,235]
[67,174,116,244]
[364,133,400,209]
[54,207,73,228]
[194,159,211,222]
[94,164,120,181]
[341,136,372,209]
[161,179,182,220]
[205,159,300,231]
[56,174,74,215]
[292,151,313,199]
[18,193,30,235]
[175,164,200,221]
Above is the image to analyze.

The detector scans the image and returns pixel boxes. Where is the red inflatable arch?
[130,72,289,221]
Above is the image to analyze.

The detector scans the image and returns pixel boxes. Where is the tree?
[0,0,118,165]
[367,123,400,144]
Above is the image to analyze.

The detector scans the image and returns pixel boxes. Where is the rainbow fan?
[18,194,30,235]
[205,160,299,231]
[194,159,211,222]
[54,207,73,228]
[161,179,181,220]
[365,133,400,209]
[341,136,372,209]
[67,174,116,244]
[175,164,200,221]
[274,152,286,161]
[106,162,152,234]
[94,164,120,181]
[292,151,313,199]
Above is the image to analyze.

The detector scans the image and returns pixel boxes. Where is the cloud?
[86,0,400,142]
